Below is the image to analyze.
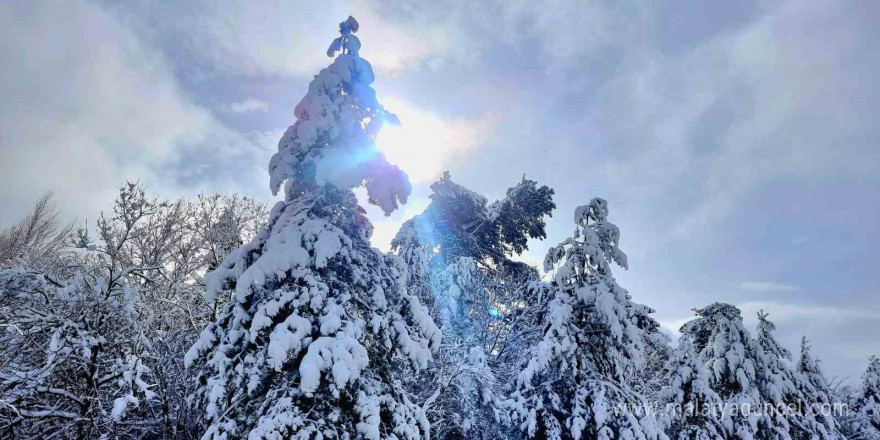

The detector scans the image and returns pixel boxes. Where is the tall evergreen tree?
[658,335,725,440]
[185,17,441,440]
[392,172,554,274]
[861,356,880,429]
[391,173,555,440]
[753,310,798,440]
[753,313,846,440]
[796,337,845,440]
[844,356,880,439]
[679,303,763,440]
[630,302,673,400]
[504,198,664,440]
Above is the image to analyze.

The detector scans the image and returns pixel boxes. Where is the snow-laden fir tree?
[658,335,725,440]
[753,310,798,440]
[391,174,555,440]
[504,198,665,440]
[755,310,829,440]
[844,356,880,439]
[630,302,673,401]
[185,17,441,440]
[679,303,762,440]
[391,174,555,364]
[417,259,502,438]
[795,337,845,440]
[756,311,842,440]
[392,172,555,276]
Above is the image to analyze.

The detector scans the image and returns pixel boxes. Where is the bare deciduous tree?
[0,193,74,269]
[0,184,268,440]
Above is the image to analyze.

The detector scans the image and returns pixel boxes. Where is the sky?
[1,0,878,380]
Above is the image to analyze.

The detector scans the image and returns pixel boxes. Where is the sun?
[375,123,432,182]
[375,97,484,184]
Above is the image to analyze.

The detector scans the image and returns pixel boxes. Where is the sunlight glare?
[375,97,492,183]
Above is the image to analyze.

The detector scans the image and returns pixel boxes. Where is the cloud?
[0,1,198,224]
[737,281,801,293]
[226,98,269,114]
[592,0,876,248]
[0,1,277,226]
[490,0,648,61]
[738,300,880,323]
[108,0,475,78]
[356,186,431,252]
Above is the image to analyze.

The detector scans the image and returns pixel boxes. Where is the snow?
[299,335,369,395]
[266,314,312,371]
[406,293,442,351]
[314,228,342,269]
[111,393,139,422]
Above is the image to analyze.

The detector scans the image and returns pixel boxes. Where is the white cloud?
[595,0,874,247]
[658,317,690,346]
[0,1,201,224]
[0,1,275,226]
[114,0,474,78]
[738,300,880,323]
[2,0,876,384]
[226,98,269,114]
[352,185,430,252]
[737,281,800,293]
[492,0,648,61]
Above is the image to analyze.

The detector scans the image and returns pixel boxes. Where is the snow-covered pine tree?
[630,302,673,401]
[391,173,555,440]
[392,172,555,275]
[185,17,441,440]
[795,337,845,440]
[796,338,826,403]
[752,310,798,440]
[390,174,555,378]
[679,303,762,440]
[753,311,846,440]
[658,335,725,440]
[845,356,880,439]
[504,198,665,440]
